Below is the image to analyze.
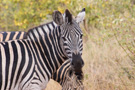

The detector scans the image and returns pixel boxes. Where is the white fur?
[75,11,85,23]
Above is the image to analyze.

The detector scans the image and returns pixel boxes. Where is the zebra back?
[0,31,27,42]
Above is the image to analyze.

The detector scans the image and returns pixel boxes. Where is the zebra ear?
[75,8,85,23]
[63,9,72,24]
[52,10,64,25]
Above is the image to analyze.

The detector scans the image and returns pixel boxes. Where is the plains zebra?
[0,8,85,90]
[0,31,27,42]
[0,31,84,90]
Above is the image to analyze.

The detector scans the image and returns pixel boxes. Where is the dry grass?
[46,29,135,90]
[82,31,135,90]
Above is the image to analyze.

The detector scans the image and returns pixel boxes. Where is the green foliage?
[0,0,86,31]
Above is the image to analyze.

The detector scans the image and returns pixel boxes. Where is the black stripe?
[9,32,15,40]
[23,32,27,39]
[16,32,22,39]
[51,22,56,28]
[8,41,18,89]
[3,32,7,41]
[4,42,10,89]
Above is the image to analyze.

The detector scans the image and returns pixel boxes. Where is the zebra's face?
[53,8,85,73]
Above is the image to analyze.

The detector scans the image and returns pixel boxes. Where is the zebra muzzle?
[71,53,84,74]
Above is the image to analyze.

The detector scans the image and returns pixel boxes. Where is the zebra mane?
[26,21,54,35]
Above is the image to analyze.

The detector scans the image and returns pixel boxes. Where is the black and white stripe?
[0,8,85,90]
[0,31,27,42]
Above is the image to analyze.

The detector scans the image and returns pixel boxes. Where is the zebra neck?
[27,24,68,77]
[52,60,71,84]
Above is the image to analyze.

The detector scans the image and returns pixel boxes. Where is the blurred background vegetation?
[0,0,135,90]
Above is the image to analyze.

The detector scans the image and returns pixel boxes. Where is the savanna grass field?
[0,0,135,90]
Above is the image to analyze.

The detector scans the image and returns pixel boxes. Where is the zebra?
[0,8,85,90]
[0,22,84,90]
[0,32,84,90]
[0,31,27,42]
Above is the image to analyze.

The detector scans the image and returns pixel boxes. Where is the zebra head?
[53,8,85,74]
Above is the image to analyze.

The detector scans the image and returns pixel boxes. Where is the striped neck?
[27,22,68,76]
